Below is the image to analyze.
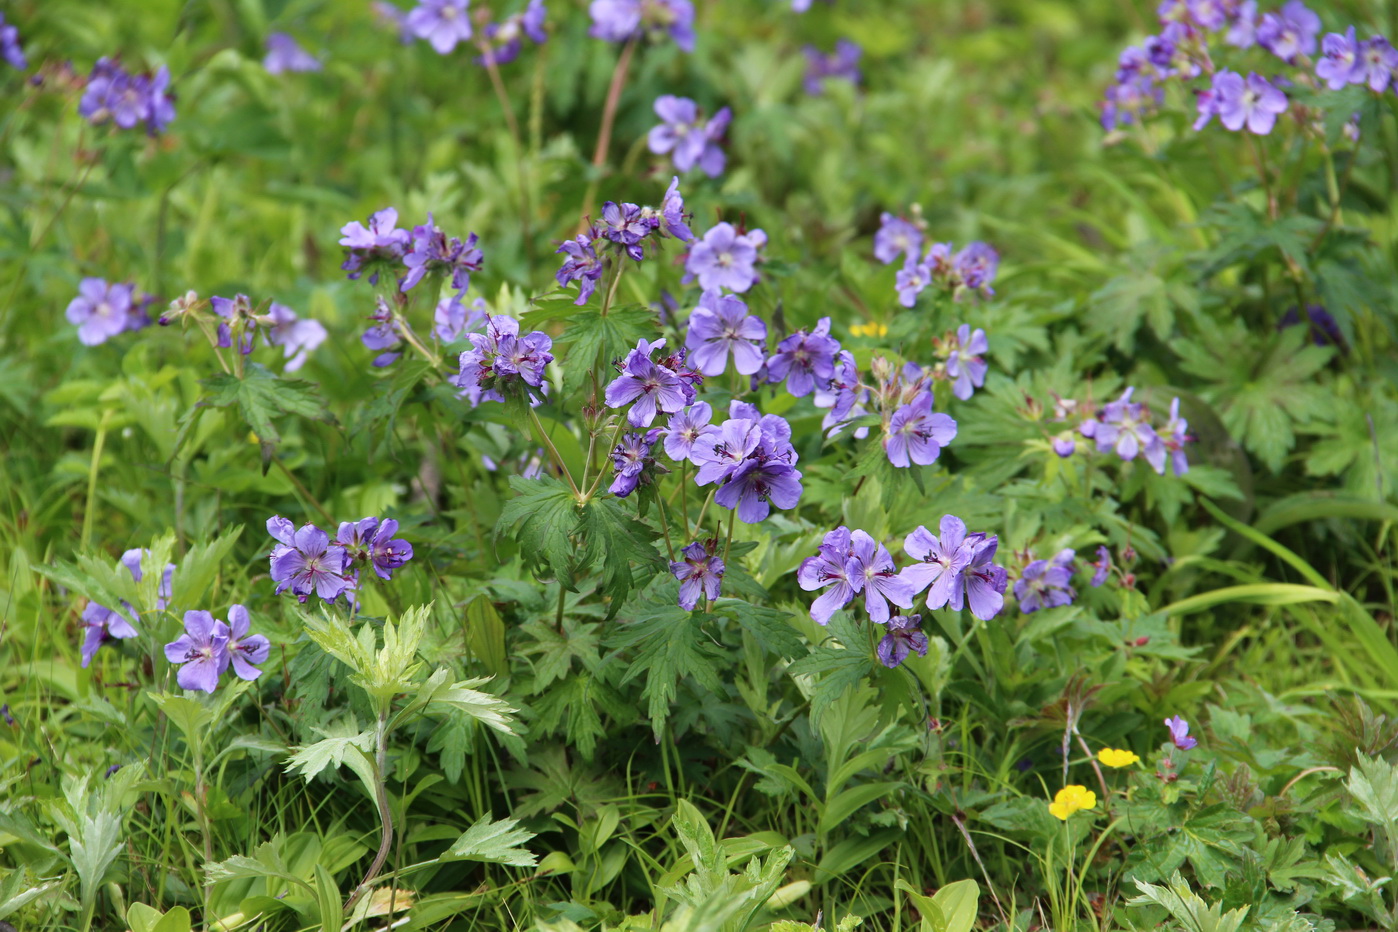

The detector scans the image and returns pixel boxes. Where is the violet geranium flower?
[1316,28,1363,89]
[901,516,970,610]
[67,278,136,346]
[1165,715,1199,749]
[663,401,719,462]
[264,303,327,372]
[264,32,322,73]
[685,222,763,293]
[877,614,930,669]
[369,520,414,579]
[589,0,695,52]
[604,339,691,427]
[884,391,958,468]
[1214,70,1288,135]
[848,530,916,624]
[164,611,231,693]
[945,324,989,401]
[670,540,724,610]
[610,429,663,497]
[797,526,857,624]
[1013,549,1077,613]
[267,517,355,603]
[874,213,922,265]
[224,604,270,680]
[647,96,731,177]
[685,290,767,376]
[1255,0,1320,62]
[406,0,473,53]
[766,318,840,397]
[803,39,861,96]
[1,13,26,70]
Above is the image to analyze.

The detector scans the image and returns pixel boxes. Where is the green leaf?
[609,601,725,740]
[196,363,330,445]
[929,879,980,932]
[463,593,509,677]
[548,305,658,397]
[443,814,538,867]
[1128,871,1249,932]
[787,646,871,726]
[68,811,123,911]
[495,476,580,588]
[713,600,805,659]
[399,668,518,735]
[125,904,191,932]
[284,724,376,784]
[204,838,316,895]
[1347,756,1398,838]
[574,496,665,615]
[168,525,243,611]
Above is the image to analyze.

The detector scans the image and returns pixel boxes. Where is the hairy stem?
[578,39,637,229]
[346,711,394,913]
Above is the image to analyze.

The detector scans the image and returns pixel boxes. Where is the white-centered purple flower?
[224,604,271,680]
[610,428,662,497]
[663,401,720,462]
[814,351,870,439]
[66,278,136,346]
[369,520,414,580]
[340,207,411,284]
[766,317,840,398]
[953,242,999,294]
[406,0,473,54]
[589,0,695,52]
[877,614,929,669]
[670,540,724,610]
[1226,0,1258,48]
[402,216,483,294]
[556,232,604,305]
[874,213,922,265]
[1160,397,1190,475]
[647,95,731,177]
[945,324,989,401]
[450,314,554,406]
[685,290,767,376]
[434,296,488,343]
[884,391,957,468]
[264,32,322,73]
[264,303,327,372]
[798,526,857,624]
[695,412,802,524]
[685,222,763,293]
[895,259,931,308]
[848,530,915,624]
[267,517,355,603]
[1358,36,1398,92]
[605,338,692,427]
[1014,549,1077,613]
[1088,387,1167,470]
[1214,70,1288,135]
[902,515,1006,620]
[1316,28,1364,89]
[164,611,231,693]
[1184,0,1228,31]
[1256,0,1319,62]
[79,59,176,134]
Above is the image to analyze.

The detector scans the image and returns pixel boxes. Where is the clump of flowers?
[874,214,1000,305]
[557,179,694,305]
[78,58,176,134]
[901,515,1008,621]
[610,428,664,497]
[268,518,356,604]
[66,278,154,346]
[589,0,695,52]
[1013,549,1077,613]
[690,406,803,523]
[685,290,767,377]
[335,517,415,583]
[1048,785,1097,821]
[81,549,175,668]
[476,0,548,66]
[647,95,731,177]
[765,317,841,398]
[684,222,766,294]
[604,338,700,427]
[450,313,554,406]
[159,292,329,372]
[1064,387,1192,476]
[803,40,861,95]
[164,605,269,693]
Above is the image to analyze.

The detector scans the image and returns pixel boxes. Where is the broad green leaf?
[69,810,123,910]
[1127,872,1249,932]
[197,363,330,444]
[168,525,243,611]
[609,601,724,739]
[929,879,979,932]
[443,815,538,867]
[495,476,580,588]
[574,495,665,616]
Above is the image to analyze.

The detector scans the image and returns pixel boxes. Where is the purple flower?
[685,222,762,293]
[877,614,929,669]
[267,518,356,603]
[663,401,719,461]
[685,290,767,376]
[1226,0,1258,47]
[264,32,322,73]
[1090,546,1112,587]
[264,303,327,372]
[556,232,604,305]
[370,520,414,579]
[406,0,473,53]
[670,540,724,609]
[901,516,967,608]
[655,177,694,241]
[1102,73,1164,129]
[874,213,922,265]
[402,217,483,294]
[67,278,136,346]
[803,39,861,95]
[945,324,988,401]
[1164,715,1198,750]
[434,296,488,342]
[848,530,915,624]
[610,428,662,497]
[714,457,803,523]
[450,314,554,405]
[1316,28,1363,89]
[895,259,931,308]
[1256,0,1319,61]
[1184,0,1228,30]
[1160,397,1190,475]
[1052,431,1077,457]
[589,0,695,52]
[814,350,870,438]
[1279,303,1344,349]
[798,526,857,624]
[1214,70,1288,135]
[958,534,1008,620]
[1014,549,1076,613]
[79,547,168,669]
[164,611,231,693]
[953,242,999,293]
[767,317,840,397]
[224,605,270,681]
[477,0,548,66]
[647,96,730,177]
[695,412,803,524]
[604,339,690,427]
[884,391,957,468]
[1,14,27,70]
[78,60,175,134]
[1091,388,1166,470]
[340,207,411,283]
[1358,36,1398,92]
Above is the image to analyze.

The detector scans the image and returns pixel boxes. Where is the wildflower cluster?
[164,606,269,693]
[267,515,414,605]
[1052,388,1191,476]
[589,0,695,52]
[340,208,483,298]
[557,178,693,304]
[874,213,999,305]
[477,0,548,66]
[803,40,861,95]
[647,95,731,177]
[449,313,555,406]
[78,58,176,134]
[1103,0,1397,134]
[66,278,155,347]
[1012,549,1077,613]
[156,292,327,372]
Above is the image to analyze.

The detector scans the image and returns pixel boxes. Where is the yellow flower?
[1097,748,1141,768]
[849,321,888,338]
[1048,785,1097,821]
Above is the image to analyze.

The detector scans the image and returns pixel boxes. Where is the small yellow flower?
[849,321,888,338]
[1097,748,1141,768]
[1048,785,1097,821]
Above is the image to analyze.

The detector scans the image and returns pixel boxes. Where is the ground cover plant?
[1,0,1397,929]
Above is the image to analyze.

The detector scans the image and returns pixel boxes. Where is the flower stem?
[345,710,393,914]
[81,409,113,554]
[578,39,637,230]
[528,407,581,498]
